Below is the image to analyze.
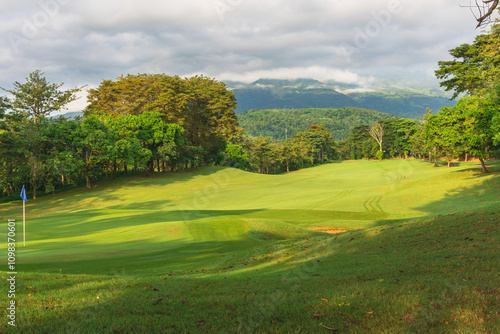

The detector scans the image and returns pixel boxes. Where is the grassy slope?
[0,160,498,333]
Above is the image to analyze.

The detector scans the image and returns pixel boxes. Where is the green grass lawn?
[0,159,498,333]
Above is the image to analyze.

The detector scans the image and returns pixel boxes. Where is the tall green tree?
[383,119,419,159]
[424,96,495,171]
[424,110,462,168]
[409,123,432,161]
[1,70,83,123]
[489,82,500,145]
[346,125,374,160]
[133,112,185,173]
[70,116,114,189]
[452,96,496,172]
[247,137,273,174]
[435,23,500,98]
[86,74,238,165]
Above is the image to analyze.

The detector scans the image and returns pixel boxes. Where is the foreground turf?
[0,159,499,333]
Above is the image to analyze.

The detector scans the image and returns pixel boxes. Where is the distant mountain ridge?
[50,111,83,119]
[228,78,455,119]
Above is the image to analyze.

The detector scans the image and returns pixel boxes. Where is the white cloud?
[0,0,487,103]
[217,66,375,85]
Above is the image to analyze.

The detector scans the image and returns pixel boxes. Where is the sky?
[0,0,493,112]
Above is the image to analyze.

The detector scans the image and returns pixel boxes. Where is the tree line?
[236,107,395,141]
[225,125,336,174]
[236,23,500,174]
[0,73,239,200]
[1,22,500,199]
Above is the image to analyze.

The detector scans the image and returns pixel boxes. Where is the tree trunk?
[124,162,128,176]
[113,159,117,179]
[465,153,468,162]
[32,186,37,200]
[85,159,91,189]
[157,158,160,172]
[479,158,489,173]
[447,160,451,168]
[149,159,154,174]
[429,152,431,163]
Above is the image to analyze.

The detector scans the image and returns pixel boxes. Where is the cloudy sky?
[0,0,492,111]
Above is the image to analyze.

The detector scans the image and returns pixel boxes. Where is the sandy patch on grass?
[307,227,348,234]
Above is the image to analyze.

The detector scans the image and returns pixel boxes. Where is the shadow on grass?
[0,166,239,217]
[8,202,499,333]
[416,166,500,215]
[2,163,499,332]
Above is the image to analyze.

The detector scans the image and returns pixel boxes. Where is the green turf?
[0,159,498,333]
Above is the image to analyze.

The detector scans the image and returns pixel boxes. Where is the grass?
[0,159,499,333]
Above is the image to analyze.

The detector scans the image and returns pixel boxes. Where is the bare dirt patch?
[307,227,348,234]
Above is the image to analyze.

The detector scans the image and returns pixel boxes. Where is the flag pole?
[20,185,27,247]
[23,199,25,247]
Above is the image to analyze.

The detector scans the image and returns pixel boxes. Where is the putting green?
[1,159,498,275]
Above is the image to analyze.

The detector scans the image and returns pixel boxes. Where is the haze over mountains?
[229,78,456,119]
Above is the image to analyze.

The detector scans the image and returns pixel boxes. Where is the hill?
[230,78,456,119]
[237,107,396,141]
[50,111,84,119]
[0,160,498,333]
[349,91,454,119]
[233,78,357,113]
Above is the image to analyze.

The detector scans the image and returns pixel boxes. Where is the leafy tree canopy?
[237,107,395,142]
[86,74,239,161]
[1,70,84,123]
[435,23,500,98]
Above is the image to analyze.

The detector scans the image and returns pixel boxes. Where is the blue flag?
[20,186,27,202]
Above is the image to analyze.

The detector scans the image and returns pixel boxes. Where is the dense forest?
[1,22,500,200]
[237,107,396,141]
[0,73,239,201]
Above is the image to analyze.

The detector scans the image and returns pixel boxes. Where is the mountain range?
[228,78,455,119]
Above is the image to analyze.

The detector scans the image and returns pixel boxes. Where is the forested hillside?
[233,79,356,113]
[237,107,395,141]
[349,91,454,119]
[231,78,455,119]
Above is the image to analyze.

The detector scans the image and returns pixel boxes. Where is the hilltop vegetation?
[237,107,395,141]
[231,78,455,119]
[349,91,454,119]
